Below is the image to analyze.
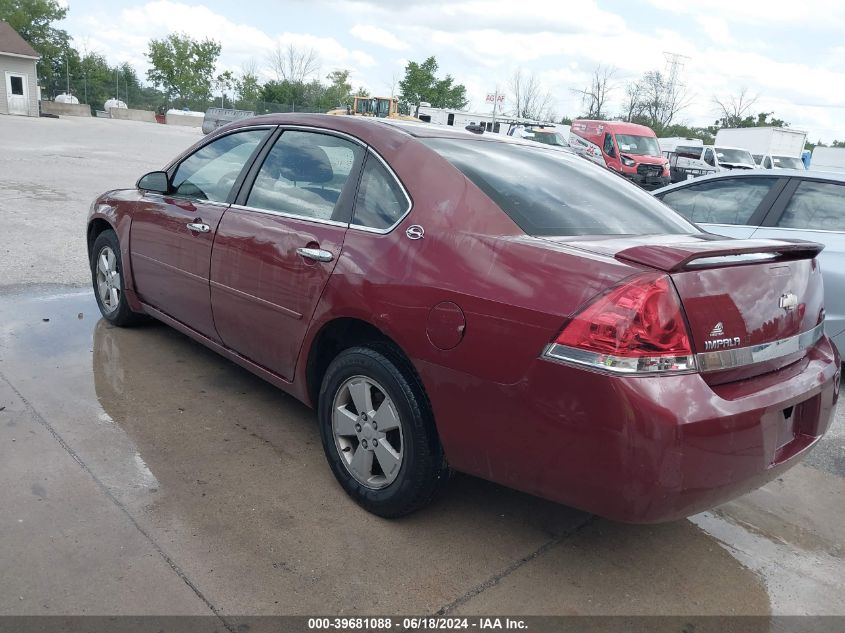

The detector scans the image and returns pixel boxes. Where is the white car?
[655,169,845,355]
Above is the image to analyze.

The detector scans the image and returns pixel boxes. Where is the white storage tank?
[54,93,79,104]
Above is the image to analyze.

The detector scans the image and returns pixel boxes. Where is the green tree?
[214,69,236,107]
[146,33,221,107]
[320,69,353,110]
[0,0,70,93]
[236,67,262,110]
[398,56,467,113]
[260,79,308,111]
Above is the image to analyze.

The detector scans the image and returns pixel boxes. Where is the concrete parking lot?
[0,115,844,621]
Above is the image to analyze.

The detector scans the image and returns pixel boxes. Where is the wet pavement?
[1,285,843,618]
[0,115,201,287]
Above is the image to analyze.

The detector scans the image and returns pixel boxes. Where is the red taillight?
[545,273,695,374]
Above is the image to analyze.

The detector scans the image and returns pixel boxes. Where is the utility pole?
[65,54,70,96]
[491,87,499,127]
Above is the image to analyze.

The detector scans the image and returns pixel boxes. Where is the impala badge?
[709,322,724,337]
[406,225,425,240]
[705,337,741,351]
[779,292,798,311]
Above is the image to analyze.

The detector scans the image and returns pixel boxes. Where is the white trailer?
[416,104,510,135]
[415,104,557,137]
[714,127,807,169]
[810,147,845,173]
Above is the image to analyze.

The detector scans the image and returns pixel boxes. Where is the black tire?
[318,344,449,517]
[90,229,144,327]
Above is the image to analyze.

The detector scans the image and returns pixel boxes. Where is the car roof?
[377,117,559,147]
[222,112,562,149]
[653,168,845,194]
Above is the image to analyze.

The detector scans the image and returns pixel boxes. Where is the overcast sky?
[59,0,845,141]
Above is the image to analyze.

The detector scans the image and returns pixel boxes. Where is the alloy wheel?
[332,375,404,489]
[95,246,121,313]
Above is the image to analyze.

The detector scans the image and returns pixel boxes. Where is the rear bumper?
[428,336,840,523]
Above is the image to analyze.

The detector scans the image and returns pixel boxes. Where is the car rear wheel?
[91,230,144,327]
[318,344,449,517]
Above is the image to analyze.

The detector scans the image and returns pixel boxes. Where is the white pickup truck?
[659,137,756,182]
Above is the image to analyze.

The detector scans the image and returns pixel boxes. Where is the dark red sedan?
[87,114,840,522]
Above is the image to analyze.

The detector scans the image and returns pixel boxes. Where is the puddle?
[691,510,845,615]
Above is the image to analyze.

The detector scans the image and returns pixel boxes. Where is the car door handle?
[186,222,211,233]
[296,247,334,263]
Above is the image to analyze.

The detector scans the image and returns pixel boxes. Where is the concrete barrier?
[166,112,203,127]
[109,108,156,123]
[40,101,91,117]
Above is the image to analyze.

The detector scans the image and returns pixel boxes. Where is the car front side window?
[778,181,845,231]
[603,133,616,158]
[171,129,268,203]
[659,177,777,225]
[351,154,410,231]
[246,130,363,222]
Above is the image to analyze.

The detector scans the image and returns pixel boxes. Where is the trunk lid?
[549,234,826,381]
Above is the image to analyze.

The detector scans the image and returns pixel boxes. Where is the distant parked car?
[508,124,570,147]
[655,169,845,355]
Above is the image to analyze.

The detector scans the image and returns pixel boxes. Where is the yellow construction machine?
[327,96,417,120]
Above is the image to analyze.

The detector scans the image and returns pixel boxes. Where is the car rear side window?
[171,129,267,202]
[658,177,777,225]
[422,138,697,236]
[778,181,845,231]
[352,154,410,231]
[246,131,363,222]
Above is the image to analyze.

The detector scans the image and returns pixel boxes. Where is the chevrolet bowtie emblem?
[779,292,798,311]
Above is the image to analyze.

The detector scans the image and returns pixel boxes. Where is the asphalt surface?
[0,115,844,621]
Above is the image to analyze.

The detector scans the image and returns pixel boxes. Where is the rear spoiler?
[615,239,824,273]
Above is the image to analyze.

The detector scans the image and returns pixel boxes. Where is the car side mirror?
[137,171,170,194]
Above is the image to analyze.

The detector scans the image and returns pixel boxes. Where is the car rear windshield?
[715,148,754,164]
[773,156,804,169]
[422,138,698,237]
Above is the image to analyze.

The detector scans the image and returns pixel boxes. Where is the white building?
[0,21,39,117]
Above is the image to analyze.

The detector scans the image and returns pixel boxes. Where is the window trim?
[234,125,368,225]
[349,149,414,235]
[226,203,350,228]
[164,125,276,205]
[657,175,788,228]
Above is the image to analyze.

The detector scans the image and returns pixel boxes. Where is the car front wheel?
[318,344,449,517]
[91,229,144,327]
